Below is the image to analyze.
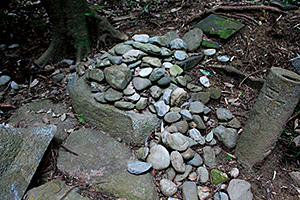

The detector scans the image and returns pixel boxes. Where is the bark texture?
[36,0,128,66]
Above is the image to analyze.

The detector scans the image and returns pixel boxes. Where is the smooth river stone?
[166,132,189,151]
[146,145,170,170]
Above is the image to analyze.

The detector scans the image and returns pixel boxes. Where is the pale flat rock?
[58,129,158,200]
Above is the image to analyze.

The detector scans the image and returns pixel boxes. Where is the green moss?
[210,169,228,185]
[210,29,236,39]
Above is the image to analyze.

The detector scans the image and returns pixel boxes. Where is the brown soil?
[1,0,300,199]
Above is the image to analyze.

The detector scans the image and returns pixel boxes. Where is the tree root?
[188,5,287,24]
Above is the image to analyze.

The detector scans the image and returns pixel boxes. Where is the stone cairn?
[71,30,252,200]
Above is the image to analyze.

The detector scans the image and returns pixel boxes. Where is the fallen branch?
[188,5,286,23]
[60,144,79,156]
[238,69,264,88]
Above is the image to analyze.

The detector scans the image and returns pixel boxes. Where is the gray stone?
[166,132,189,151]
[170,88,187,107]
[190,101,204,114]
[176,54,204,70]
[203,146,216,167]
[171,151,185,173]
[163,62,173,69]
[170,38,187,50]
[133,34,149,43]
[133,42,161,55]
[149,68,166,82]
[57,129,158,200]
[123,88,135,96]
[149,32,179,47]
[122,49,145,63]
[213,125,238,149]
[199,76,210,87]
[132,77,152,91]
[161,47,172,57]
[163,89,173,105]
[180,109,193,121]
[227,179,253,200]
[0,125,56,200]
[193,115,206,130]
[182,28,203,51]
[176,76,187,87]
[26,179,88,200]
[91,81,105,92]
[86,68,105,83]
[169,64,183,77]
[114,101,135,110]
[174,164,193,182]
[139,67,153,77]
[174,50,188,61]
[187,83,202,92]
[173,120,189,134]
[154,100,168,117]
[157,76,171,87]
[8,44,19,49]
[104,88,123,102]
[204,49,216,56]
[96,59,111,68]
[197,166,209,183]
[165,168,176,181]
[188,128,205,143]
[150,85,163,99]
[11,81,19,90]
[159,179,177,197]
[136,146,149,161]
[206,131,214,142]
[211,169,228,185]
[147,144,170,170]
[70,77,160,145]
[180,148,195,160]
[128,61,141,70]
[164,112,181,123]
[94,92,107,103]
[214,192,229,200]
[124,92,140,103]
[114,44,133,55]
[217,55,230,62]
[187,152,203,167]
[107,55,123,65]
[127,160,152,175]
[227,118,242,129]
[290,56,300,74]
[52,73,65,83]
[182,181,198,200]
[104,65,132,90]
[143,56,162,68]
[136,97,148,111]
[190,92,210,104]
[230,167,240,178]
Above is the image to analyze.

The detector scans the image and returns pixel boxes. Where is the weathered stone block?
[70,76,161,145]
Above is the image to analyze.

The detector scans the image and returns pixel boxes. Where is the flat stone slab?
[0,125,56,200]
[26,179,88,199]
[194,14,244,39]
[8,99,77,142]
[70,76,161,145]
[57,129,158,200]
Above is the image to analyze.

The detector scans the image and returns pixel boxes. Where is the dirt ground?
[1,0,300,199]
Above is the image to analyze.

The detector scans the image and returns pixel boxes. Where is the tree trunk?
[36,0,128,66]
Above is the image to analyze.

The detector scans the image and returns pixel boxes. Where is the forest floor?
[1,0,300,199]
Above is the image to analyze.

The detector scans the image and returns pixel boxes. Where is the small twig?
[145,131,154,147]
[58,186,76,200]
[60,144,79,156]
[238,69,264,88]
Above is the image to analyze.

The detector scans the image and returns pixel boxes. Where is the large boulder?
[0,125,56,200]
[57,129,158,200]
[70,76,161,145]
